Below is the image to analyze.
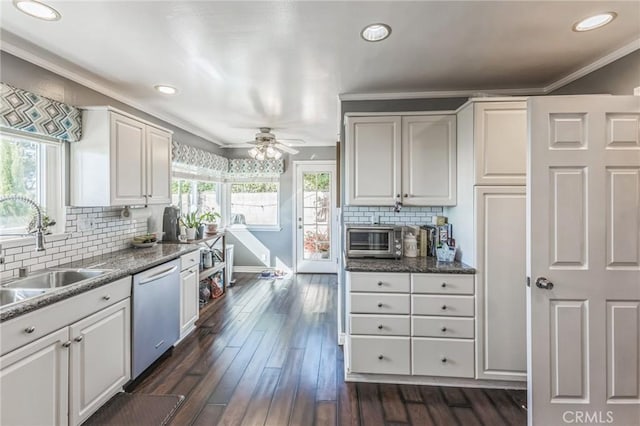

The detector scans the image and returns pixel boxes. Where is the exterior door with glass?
[295,162,337,273]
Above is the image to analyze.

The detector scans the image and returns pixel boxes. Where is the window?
[0,132,63,238]
[171,178,221,218]
[230,182,279,229]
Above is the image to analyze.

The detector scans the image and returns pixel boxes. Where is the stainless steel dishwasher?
[132,259,180,379]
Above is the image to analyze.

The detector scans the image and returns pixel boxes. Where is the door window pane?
[301,172,332,260]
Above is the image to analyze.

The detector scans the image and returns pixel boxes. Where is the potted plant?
[180,212,201,240]
[200,209,222,234]
[27,211,56,235]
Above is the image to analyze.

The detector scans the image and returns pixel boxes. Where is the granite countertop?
[345,256,475,274]
[1,243,200,322]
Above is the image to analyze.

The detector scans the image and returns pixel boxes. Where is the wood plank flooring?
[130,273,527,426]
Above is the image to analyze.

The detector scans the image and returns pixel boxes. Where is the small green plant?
[200,209,221,224]
[180,211,201,229]
[27,212,56,234]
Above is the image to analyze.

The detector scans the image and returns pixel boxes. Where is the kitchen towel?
[121,206,151,220]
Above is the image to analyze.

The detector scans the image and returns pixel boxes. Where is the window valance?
[0,82,82,142]
[226,158,285,179]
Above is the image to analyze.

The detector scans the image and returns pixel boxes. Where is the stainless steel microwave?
[345,224,403,258]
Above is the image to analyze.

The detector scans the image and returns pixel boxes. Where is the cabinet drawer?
[412,317,474,338]
[350,293,410,315]
[349,336,410,375]
[1,276,131,356]
[412,274,474,295]
[412,295,474,317]
[350,272,410,293]
[412,338,474,378]
[350,314,410,336]
[180,251,200,271]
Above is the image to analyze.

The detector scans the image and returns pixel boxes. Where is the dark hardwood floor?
[130,273,527,426]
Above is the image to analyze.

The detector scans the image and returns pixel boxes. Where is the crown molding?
[543,37,640,93]
[340,37,640,101]
[0,32,224,146]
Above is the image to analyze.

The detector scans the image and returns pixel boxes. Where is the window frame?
[226,180,281,232]
[0,131,65,243]
[170,176,223,222]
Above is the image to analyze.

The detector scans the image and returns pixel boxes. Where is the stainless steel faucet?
[0,195,46,252]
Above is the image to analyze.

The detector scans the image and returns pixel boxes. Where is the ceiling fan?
[245,127,304,160]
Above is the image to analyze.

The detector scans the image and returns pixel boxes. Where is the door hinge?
[526,276,531,287]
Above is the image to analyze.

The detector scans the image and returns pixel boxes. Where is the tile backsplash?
[342,206,443,225]
[1,207,147,280]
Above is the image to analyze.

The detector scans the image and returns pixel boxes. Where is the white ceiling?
[1,1,639,147]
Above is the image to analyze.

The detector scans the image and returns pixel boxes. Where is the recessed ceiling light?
[13,0,61,21]
[361,23,391,42]
[154,85,178,95]
[573,12,617,32]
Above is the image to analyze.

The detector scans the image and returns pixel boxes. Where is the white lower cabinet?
[0,276,132,425]
[178,252,200,342]
[0,327,70,426]
[349,336,410,375]
[69,299,130,425]
[412,338,474,378]
[347,272,476,381]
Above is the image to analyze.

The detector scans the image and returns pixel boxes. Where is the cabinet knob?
[441,327,447,332]
[75,335,84,342]
[148,194,152,198]
[396,194,400,198]
[24,326,36,334]
[103,295,111,301]
[62,341,72,348]
[404,193,408,198]
[441,282,447,288]
[377,281,383,286]
[377,302,383,308]
[378,324,384,330]
[441,357,447,363]
[378,355,384,360]
[441,305,447,310]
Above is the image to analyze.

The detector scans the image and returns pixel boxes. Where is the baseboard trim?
[234,266,273,273]
[344,372,527,390]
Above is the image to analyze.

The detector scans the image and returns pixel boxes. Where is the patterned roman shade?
[227,158,285,179]
[171,140,229,180]
[0,82,82,142]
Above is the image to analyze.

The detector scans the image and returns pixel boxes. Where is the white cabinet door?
[110,112,146,205]
[345,116,401,205]
[0,327,70,426]
[146,126,172,205]
[69,299,131,426]
[475,186,526,382]
[180,265,199,339]
[402,115,456,206]
[474,102,527,186]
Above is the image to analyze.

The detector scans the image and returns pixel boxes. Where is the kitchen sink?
[0,288,49,307]
[2,268,113,291]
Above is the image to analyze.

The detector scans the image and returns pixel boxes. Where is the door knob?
[535,277,554,290]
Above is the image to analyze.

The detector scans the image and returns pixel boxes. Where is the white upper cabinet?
[402,115,456,206]
[71,107,173,206]
[473,101,527,185]
[345,116,402,206]
[345,114,456,206]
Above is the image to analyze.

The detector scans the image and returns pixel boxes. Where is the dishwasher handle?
[138,266,178,285]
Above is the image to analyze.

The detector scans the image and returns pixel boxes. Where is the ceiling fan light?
[266,146,277,158]
[256,151,266,161]
[248,147,259,158]
[273,150,283,160]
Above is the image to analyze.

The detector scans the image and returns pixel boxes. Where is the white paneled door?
[294,161,337,273]
[528,96,640,426]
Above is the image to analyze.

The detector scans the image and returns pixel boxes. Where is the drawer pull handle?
[441,357,447,363]
[377,281,383,286]
[75,336,84,342]
[377,302,383,308]
[103,295,111,301]
[441,305,447,310]
[441,327,447,332]
[24,326,36,334]
[378,324,384,330]
[62,341,71,348]
[441,282,447,288]
[378,355,384,360]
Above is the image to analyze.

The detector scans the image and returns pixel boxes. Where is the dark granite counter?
[1,243,200,322]
[345,256,475,274]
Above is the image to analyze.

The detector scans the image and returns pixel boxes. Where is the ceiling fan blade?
[275,142,299,155]
[276,138,305,146]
